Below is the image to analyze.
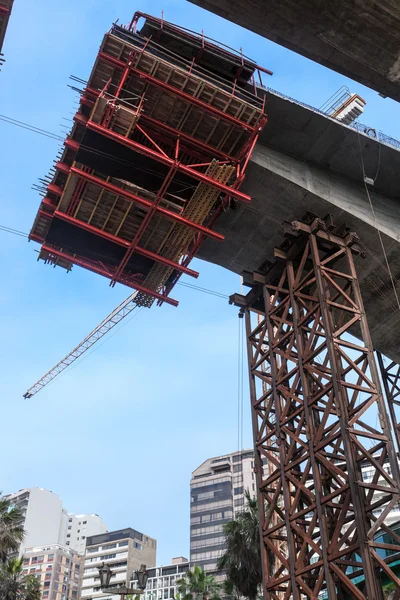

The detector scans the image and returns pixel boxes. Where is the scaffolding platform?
[29,12,270,307]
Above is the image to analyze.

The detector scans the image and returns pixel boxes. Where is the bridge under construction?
[26,11,400,600]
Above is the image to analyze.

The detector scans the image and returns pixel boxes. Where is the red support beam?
[0,5,10,14]
[41,244,179,307]
[54,210,199,279]
[112,161,178,285]
[86,120,251,203]
[98,51,257,132]
[69,166,225,241]
[81,85,235,161]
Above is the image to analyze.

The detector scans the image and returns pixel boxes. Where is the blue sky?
[1,0,400,566]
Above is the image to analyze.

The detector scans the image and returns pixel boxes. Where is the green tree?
[0,557,41,600]
[0,494,24,563]
[176,565,221,600]
[217,491,262,600]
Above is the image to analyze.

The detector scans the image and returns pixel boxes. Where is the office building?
[81,528,157,600]
[190,449,255,575]
[131,556,190,600]
[5,487,107,555]
[22,544,82,600]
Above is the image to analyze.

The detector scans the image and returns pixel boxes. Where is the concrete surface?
[198,91,400,362]
[188,0,400,102]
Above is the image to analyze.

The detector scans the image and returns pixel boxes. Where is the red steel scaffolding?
[29,12,270,308]
[0,0,13,68]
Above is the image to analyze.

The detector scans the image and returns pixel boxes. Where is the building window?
[118,541,128,548]
[77,530,80,533]
[82,536,86,540]
[23,559,30,566]
[234,486,243,495]
[83,521,87,524]
[234,498,244,507]
[68,526,71,530]
[31,557,38,564]
[233,464,242,473]
[67,535,71,538]
[48,555,54,562]
[66,542,70,546]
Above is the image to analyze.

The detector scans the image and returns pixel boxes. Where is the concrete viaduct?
[198,90,400,362]
[188,0,400,102]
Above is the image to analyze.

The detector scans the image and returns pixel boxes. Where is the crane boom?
[23,292,139,398]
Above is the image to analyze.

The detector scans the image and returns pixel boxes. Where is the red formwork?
[29,12,270,307]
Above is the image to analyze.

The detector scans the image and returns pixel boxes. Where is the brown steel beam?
[377,352,400,452]
[237,220,400,599]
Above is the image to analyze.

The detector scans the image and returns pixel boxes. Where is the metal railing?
[266,86,400,152]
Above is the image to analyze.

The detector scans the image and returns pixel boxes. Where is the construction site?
[2,3,400,599]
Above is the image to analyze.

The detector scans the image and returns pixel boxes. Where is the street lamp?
[98,563,113,589]
[135,564,149,590]
[97,562,148,599]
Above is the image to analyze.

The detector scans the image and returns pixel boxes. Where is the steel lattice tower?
[232,216,400,599]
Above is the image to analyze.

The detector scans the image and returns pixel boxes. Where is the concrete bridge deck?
[198,90,400,362]
[188,0,400,102]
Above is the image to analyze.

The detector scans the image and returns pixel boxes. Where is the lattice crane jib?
[232,217,400,600]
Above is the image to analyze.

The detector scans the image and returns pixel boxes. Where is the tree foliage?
[0,557,41,600]
[176,565,221,600]
[0,494,24,563]
[217,491,262,600]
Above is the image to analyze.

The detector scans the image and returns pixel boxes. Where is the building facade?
[4,487,107,555]
[81,528,157,600]
[22,544,82,600]
[5,488,65,554]
[60,513,107,555]
[190,450,255,575]
[131,557,190,600]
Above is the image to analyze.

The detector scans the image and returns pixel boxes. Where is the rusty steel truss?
[378,353,400,454]
[231,216,400,599]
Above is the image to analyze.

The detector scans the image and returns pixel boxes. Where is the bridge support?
[231,217,400,599]
[378,354,400,454]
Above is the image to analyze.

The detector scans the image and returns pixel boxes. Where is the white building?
[4,487,107,555]
[131,556,190,600]
[190,449,255,575]
[81,528,157,600]
[60,513,108,555]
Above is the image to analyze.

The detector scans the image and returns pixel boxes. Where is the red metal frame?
[97,51,258,132]
[86,120,252,203]
[80,85,235,162]
[128,11,273,78]
[41,244,179,307]
[54,211,199,279]
[30,11,269,307]
[68,166,225,241]
[0,5,10,14]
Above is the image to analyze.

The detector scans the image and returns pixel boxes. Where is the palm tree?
[0,557,41,600]
[0,495,24,563]
[176,565,221,600]
[217,491,262,600]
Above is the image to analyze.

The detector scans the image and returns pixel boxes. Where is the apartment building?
[60,513,107,555]
[4,487,107,555]
[81,528,157,600]
[22,544,82,600]
[190,449,255,575]
[131,556,190,600]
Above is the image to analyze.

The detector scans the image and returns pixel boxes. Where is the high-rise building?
[22,543,83,600]
[131,556,190,600]
[4,487,107,555]
[190,449,255,575]
[59,513,108,555]
[80,528,157,600]
[5,488,65,553]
